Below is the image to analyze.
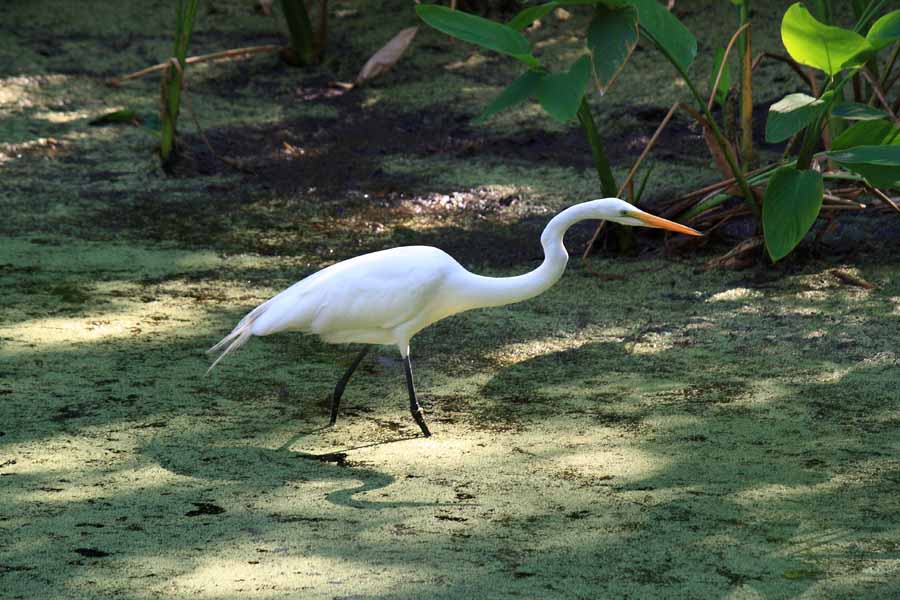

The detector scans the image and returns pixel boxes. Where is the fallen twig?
[703,237,762,270]
[830,269,875,289]
[822,193,865,208]
[866,186,900,214]
[110,45,283,86]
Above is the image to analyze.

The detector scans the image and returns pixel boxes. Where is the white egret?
[208,198,701,436]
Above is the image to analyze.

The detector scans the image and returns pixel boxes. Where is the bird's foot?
[411,408,431,437]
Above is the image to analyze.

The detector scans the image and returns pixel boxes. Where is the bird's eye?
[620,210,629,216]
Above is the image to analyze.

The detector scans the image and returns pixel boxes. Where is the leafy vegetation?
[159,0,199,164]
[417,1,900,263]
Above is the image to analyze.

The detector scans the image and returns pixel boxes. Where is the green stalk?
[160,0,199,163]
[737,0,756,164]
[577,98,633,251]
[796,113,825,170]
[852,0,886,33]
[679,162,784,221]
[577,98,618,197]
[280,0,316,65]
[878,43,899,92]
[645,31,759,219]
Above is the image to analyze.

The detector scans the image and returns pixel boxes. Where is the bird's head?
[587,198,702,236]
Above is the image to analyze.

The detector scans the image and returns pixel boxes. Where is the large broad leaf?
[781,3,872,75]
[831,120,900,151]
[831,102,889,121]
[416,5,537,66]
[765,92,832,143]
[537,55,592,123]
[474,70,542,123]
[708,47,731,108]
[508,2,559,31]
[763,167,824,262]
[867,9,900,50]
[629,0,697,71]
[587,4,638,93]
[826,145,900,188]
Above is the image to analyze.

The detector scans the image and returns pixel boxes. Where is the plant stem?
[853,0,886,33]
[879,42,899,91]
[160,0,199,163]
[647,31,759,218]
[738,1,756,164]
[577,98,633,253]
[111,45,282,85]
[280,0,316,65]
[577,98,618,198]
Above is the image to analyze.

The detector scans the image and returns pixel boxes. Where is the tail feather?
[206,299,272,374]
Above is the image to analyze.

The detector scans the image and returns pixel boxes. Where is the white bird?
[208,198,701,436]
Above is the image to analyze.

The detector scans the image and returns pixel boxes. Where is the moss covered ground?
[2,1,899,598]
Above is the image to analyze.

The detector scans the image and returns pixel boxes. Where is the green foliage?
[781,3,872,75]
[866,9,900,49]
[280,0,316,65]
[763,167,823,262]
[417,4,619,206]
[831,120,900,151]
[160,0,199,163]
[755,3,900,260]
[89,109,141,126]
[474,70,542,124]
[587,4,639,93]
[826,145,900,189]
[765,92,832,143]
[831,102,889,121]
[708,48,731,108]
[415,5,537,66]
[626,0,697,72]
[419,0,900,263]
[507,2,559,31]
[537,56,592,123]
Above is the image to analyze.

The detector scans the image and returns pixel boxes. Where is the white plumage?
[208,198,700,436]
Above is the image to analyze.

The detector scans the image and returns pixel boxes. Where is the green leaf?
[781,3,872,75]
[763,167,824,262]
[537,56,592,123]
[629,0,698,71]
[831,102,889,121]
[416,5,534,63]
[587,4,638,93]
[89,109,141,126]
[867,9,900,50]
[826,144,900,188]
[831,120,900,151]
[508,2,559,31]
[474,70,542,123]
[765,92,832,143]
[708,48,731,108]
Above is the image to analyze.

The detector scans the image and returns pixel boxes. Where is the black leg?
[329,347,370,426]
[403,355,431,437]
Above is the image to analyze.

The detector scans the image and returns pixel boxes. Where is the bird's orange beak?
[630,211,702,236]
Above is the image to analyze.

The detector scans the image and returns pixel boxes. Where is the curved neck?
[461,203,593,309]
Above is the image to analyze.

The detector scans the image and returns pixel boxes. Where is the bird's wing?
[308,247,454,334]
[250,246,458,337]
